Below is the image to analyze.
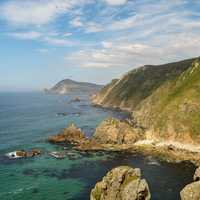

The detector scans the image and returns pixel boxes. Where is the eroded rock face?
[193,167,200,181]
[48,123,87,144]
[180,181,200,200]
[93,118,143,145]
[90,166,151,200]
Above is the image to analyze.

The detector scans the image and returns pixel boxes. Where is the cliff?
[92,57,200,143]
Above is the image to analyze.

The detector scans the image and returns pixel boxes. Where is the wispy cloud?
[44,36,76,46]
[8,31,42,40]
[104,0,127,6]
[1,0,200,72]
[0,0,92,26]
[36,48,49,54]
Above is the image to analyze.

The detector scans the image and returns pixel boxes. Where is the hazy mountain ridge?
[92,57,200,143]
[47,79,103,94]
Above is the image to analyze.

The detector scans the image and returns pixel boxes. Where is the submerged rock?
[93,118,143,145]
[6,149,41,159]
[90,166,151,200]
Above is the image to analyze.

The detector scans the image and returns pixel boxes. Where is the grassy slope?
[134,58,200,142]
[93,57,200,142]
[93,58,195,110]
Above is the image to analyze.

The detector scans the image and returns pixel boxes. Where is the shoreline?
[90,102,200,166]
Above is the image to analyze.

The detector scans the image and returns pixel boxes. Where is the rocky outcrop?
[194,167,200,181]
[48,119,144,151]
[180,181,200,200]
[93,118,143,145]
[90,166,151,200]
[180,167,200,200]
[6,149,41,159]
[48,124,87,144]
[48,123,104,150]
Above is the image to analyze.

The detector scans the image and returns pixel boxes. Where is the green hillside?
[93,57,200,143]
[134,58,200,142]
[92,58,195,111]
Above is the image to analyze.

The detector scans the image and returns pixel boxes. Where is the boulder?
[193,167,200,181]
[93,118,143,145]
[180,181,200,200]
[48,123,87,144]
[90,166,151,200]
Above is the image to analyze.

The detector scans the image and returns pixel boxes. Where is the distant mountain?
[92,57,200,143]
[46,79,103,94]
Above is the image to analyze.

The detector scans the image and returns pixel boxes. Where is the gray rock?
[90,166,151,200]
[180,181,200,200]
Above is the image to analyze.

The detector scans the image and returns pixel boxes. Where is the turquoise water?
[0,92,196,200]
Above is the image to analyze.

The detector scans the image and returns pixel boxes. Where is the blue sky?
[0,0,200,91]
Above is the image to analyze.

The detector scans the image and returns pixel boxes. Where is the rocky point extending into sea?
[48,118,200,166]
[48,117,200,199]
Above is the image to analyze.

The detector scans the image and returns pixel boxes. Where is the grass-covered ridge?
[134,58,200,142]
[93,58,196,111]
[93,57,200,143]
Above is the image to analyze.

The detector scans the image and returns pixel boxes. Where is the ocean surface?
[0,92,196,200]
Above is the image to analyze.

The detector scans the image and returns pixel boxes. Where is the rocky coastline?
[48,118,200,166]
[47,116,200,199]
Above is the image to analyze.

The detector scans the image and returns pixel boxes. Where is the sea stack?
[90,166,151,200]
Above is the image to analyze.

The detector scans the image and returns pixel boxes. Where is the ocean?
[0,92,196,200]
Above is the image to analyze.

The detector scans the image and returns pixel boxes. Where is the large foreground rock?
[180,167,200,200]
[90,166,151,200]
[93,118,143,145]
[180,181,200,200]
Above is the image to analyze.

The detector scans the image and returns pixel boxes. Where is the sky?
[0,0,200,91]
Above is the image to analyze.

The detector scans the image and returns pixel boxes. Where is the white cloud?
[63,32,72,37]
[65,42,155,68]
[104,0,127,6]
[70,17,83,27]
[65,31,200,69]
[7,31,76,46]
[9,31,42,40]
[85,22,103,33]
[37,49,49,53]
[0,0,91,26]
[44,37,75,46]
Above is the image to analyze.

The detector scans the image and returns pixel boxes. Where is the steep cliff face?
[134,59,200,143]
[92,57,200,143]
[92,58,195,111]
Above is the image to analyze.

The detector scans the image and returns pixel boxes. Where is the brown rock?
[180,181,200,200]
[90,166,151,200]
[93,118,143,145]
[48,123,87,144]
[16,150,26,157]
